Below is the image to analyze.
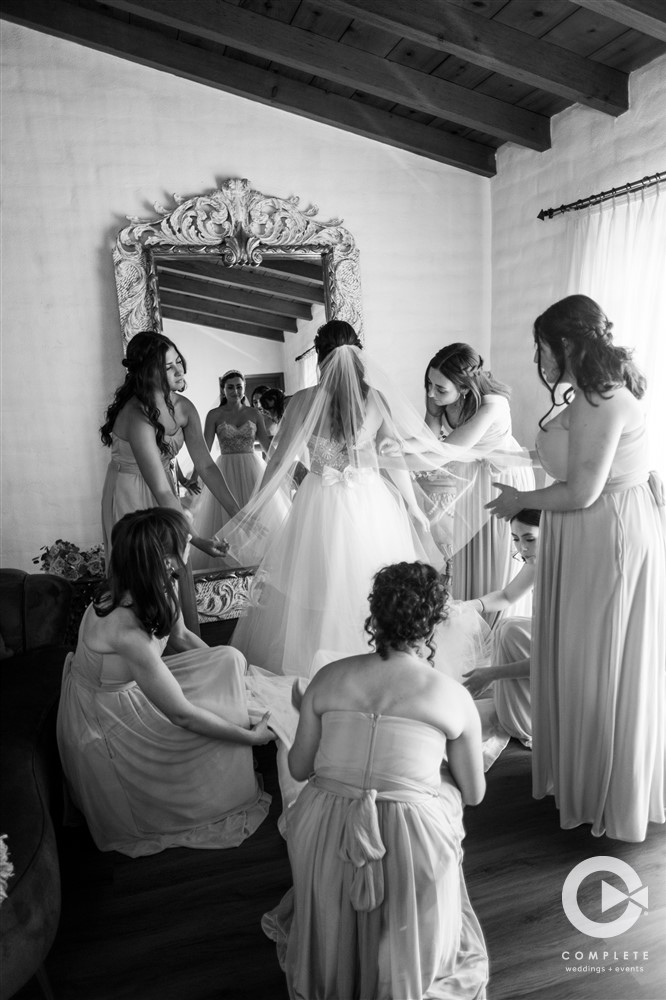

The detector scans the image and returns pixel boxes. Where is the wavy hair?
[425,342,510,426]
[100,332,186,456]
[314,320,368,442]
[534,295,646,428]
[364,562,449,666]
[95,508,190,637]
[259,387,285,422]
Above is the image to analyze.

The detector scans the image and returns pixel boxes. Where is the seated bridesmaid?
[263,561,488,1000]
[57,507,299,858]
[462,509,540,748]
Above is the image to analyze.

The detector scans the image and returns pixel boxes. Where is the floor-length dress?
[423,399,534,624]
[57,605,273,856]
[491,617,532,748]
[231,435,419,678]
[101,431,199,633]
[262,711,488,1000]
[532,412,666,842]
[190,421,266,572]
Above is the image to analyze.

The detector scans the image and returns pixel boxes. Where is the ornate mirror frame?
[112,177,362,347]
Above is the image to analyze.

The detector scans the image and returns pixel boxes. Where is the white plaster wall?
[1,23,488,570]
[491,55,666,447]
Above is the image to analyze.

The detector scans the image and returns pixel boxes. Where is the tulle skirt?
[190,450,266,571]
[231,469,419,677]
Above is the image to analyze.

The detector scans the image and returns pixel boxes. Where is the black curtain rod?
[537,171,665,221]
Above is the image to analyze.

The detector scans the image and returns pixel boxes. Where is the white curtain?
[565,183,666,471]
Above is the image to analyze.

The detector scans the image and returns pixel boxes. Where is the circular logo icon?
[562,856,648,938]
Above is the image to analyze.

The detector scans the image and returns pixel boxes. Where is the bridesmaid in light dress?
[100,332,238,632]
[422,344,534,626]
[190,370,272,571]
[263,561,488,1000]
[487,295,665,843]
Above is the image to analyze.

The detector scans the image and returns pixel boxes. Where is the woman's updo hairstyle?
[510,508,541,528]
[426,342,510,425]
[534,295,646,428]
[219,370,246,406]
[364,561,449,666]
[100,332,186,456]
[96,507,191,638]
[313,320,368,442]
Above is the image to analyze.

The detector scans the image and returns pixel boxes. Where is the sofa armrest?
[0,570,72,656]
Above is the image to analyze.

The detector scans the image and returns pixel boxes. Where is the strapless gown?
[100,431,200,633]
[263,711,488,1000]
[421,399,534,626]
[56,605,301,856]
[190,420,267,572]
[532,409,665,841]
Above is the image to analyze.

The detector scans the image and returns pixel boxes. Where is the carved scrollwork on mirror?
[112,177,362,346]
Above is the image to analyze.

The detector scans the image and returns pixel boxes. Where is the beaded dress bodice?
[216,421,256,455]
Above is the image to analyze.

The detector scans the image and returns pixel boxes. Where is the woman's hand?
[193,535,230,558]
[485,482,523,521]
[463,667,496,699]
[249,711,276,745]
[184,477,202,495]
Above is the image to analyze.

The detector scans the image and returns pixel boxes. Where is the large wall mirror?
[112,178,362,437]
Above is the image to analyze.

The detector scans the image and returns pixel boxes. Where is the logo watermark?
[562,856,648,938]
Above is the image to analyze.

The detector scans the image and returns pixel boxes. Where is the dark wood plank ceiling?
[3,0,664,340]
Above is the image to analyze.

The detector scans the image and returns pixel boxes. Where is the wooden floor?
[15,630,666,1000]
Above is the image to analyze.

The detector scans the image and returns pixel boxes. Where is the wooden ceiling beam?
[157,261,328,304]
[257,259,324,283]
[325,0,628,116]
[104,0,549,149]
[155,270,314,319]
[0,0,496,175]
[161,306,285,342]
[159,289,298,332]
[576,0,666,42]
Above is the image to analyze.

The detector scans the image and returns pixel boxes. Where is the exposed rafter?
[576,0,666,43]
[106,0,549,149]
[324,0,628,116]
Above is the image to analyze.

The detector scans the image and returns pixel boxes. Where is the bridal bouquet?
[33,539,106,581]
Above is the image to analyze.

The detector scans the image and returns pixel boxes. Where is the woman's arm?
[180,398,240,516]
[126,413,183,510]
[466,562,535,615]
[446,691,486,806]
[442,396,506,450]
[288,680,323,781]
[165,608,209,652]
[114,625,273,744]
[486,392,628,520]
[259,388,310,493]
[463,657,530,699]
[202,408,218,452]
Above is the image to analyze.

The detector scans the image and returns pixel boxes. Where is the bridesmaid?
[189,370,272,571]
[422,343,534,623]
[487,294,666,842]
[100,332,239,632]
[262,561,488,1000]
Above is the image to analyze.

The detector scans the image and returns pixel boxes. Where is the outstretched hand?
[485,482,522,521]
[196,536,230,558]
[463,667,495,699]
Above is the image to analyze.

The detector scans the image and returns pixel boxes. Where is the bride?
[223,320,486,681]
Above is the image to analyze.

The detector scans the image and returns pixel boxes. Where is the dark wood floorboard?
[15,624,665,999]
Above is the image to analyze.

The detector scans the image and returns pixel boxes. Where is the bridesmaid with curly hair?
[263,561,488,1000]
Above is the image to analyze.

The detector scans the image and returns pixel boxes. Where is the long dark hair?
[364,562,449,666]
[534,295,646,428]
[314,320,368,442]
[510,508,541,528]
[260,387,285,422]
[425,342,510,426]
[95,508,190,638]
[100,332,186,456]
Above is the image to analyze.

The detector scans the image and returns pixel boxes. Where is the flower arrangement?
[33,540,106,581]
